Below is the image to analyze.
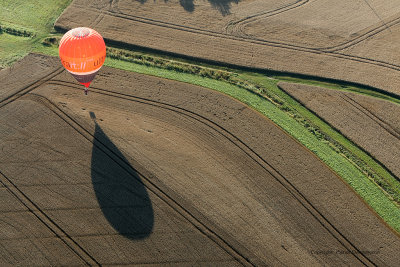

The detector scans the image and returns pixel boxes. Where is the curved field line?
[0,67,64,108]
[25,92,256,267]
[72,5,400,75]
[320,16,400,52]
[45,79,379,266]
[226,0,400,52]
[224,0,310,36]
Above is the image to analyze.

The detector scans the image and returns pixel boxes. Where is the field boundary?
[102,49,400,196]
[278,83,400,203]
[39,80,379,265]
[102,54,400,233]
[77,36,400,99]
[54,4,400,84]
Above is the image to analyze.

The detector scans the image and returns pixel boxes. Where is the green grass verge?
[0,33,33,66]
[240,73,400,201]
[0,0,71,32]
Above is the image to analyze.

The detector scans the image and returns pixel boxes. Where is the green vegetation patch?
[0,0,71,32]
[239,73,400,204]
[0,0,71,67]
[0,33,32,67]
[0,24,35,37]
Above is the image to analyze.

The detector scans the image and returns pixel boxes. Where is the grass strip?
[0,0,71,67]
[239,73,400,203]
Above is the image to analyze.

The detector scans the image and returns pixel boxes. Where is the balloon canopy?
[59,27,106,89]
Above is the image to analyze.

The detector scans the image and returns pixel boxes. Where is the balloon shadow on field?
[90,112,154,239]
[207,0,240,16]
[137,0,240,16]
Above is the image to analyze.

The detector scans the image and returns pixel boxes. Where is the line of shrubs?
[106,47,273,101]
[42,36,60,46]
[0,25,35,37]
[106,47,312,125]
[106,47,233,80]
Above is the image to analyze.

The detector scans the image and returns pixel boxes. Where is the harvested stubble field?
[279,82,400,183]
[2,54,400,266]
[55,0,400,96]
[342,22,400,66]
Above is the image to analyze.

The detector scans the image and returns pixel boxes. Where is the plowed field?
[55,0,400,96]
[1,54,400,266]
[279,82,400,181]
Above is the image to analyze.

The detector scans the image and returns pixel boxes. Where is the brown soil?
[1,54,399,266]
[341,22,400,66]
[55,0,400,96]
[240,0,400,48]
[279,81,400,180]
[0,54,60,101]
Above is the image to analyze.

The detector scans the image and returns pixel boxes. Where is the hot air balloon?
[59,27,106,95]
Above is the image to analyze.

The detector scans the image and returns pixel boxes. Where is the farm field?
[1,0,400,266]
[238,0,400,48]
[2,54,400,266]
[342,22,400,65]
[279,82,400,196]
[55,0,400,96]
[279,82,400,175]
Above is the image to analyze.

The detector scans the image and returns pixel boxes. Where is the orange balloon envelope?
[59,27,106,92]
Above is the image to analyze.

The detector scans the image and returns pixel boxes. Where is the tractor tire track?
[72,5,400,74]
[0,67,64,108]
[224,0,310,37]
[24,92,256,267]
[0,170,100,266]
[339,94,400,140]
[44,79,379,266]
[225,0,400,53]
[320,15,400,52]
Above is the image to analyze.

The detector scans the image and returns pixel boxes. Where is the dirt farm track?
[1,53,400,266]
